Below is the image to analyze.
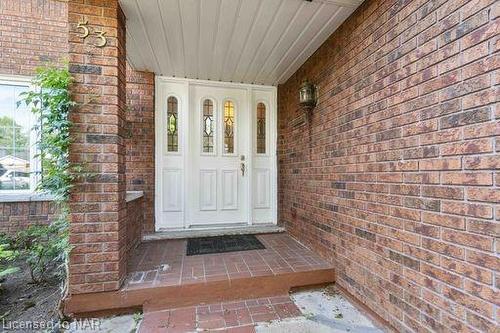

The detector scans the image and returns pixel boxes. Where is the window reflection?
[0,83,31,191]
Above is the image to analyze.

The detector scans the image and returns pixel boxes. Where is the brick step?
[139,294,303,333]
[64,234,334,315]
[64,266,334,315]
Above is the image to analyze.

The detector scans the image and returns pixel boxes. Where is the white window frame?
[0,74,41,200]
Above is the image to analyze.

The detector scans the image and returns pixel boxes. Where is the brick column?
[67,0,127,294]
[125,65,155,233]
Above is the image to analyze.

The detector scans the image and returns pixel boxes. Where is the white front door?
[155,77,277,230]
[188,85,248,227]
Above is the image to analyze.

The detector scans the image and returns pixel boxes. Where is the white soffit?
[120,0,362,86]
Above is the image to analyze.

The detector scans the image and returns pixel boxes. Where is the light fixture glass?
[299,80,317,109]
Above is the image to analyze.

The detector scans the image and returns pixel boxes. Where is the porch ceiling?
[120,0,362,86]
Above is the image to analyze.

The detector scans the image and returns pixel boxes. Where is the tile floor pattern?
[138,294,302,333]
[126,233,332,289]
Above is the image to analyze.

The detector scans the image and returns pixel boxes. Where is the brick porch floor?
[139,294,302,333]
[64,233,334,315]
[125,233,332,289]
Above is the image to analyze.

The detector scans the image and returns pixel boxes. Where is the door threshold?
[144,224,285,241]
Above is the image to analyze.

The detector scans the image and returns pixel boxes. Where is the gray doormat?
[186,234,265,256]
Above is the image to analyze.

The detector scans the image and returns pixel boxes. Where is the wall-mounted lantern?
[299,80,317,110]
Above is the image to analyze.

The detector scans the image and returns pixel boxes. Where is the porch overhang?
[119,0,362,85]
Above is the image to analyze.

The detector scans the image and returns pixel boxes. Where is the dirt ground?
[0,260,61,331]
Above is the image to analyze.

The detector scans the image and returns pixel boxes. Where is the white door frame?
[155,76,277,231]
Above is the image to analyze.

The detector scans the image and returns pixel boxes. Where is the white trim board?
[144,224,285,241]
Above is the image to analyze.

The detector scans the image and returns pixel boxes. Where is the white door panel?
[155,77,276,230]
[254,168,270,209]
[189,84,248,226]
[252,89,276,224]
[162,169,183,212]
[221,169,238,211]
[155,81,187,229]
[199,169,217,211]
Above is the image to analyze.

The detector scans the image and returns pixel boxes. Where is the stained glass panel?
[167,96,178,152]
[202,99,214,153]
[256,102,266,154]
[223,100,235,154]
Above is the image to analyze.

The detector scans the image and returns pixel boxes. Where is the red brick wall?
[0,0,155,243]
[278,0,499,332]
[0,0,68,236]
[0,201,57,236]
[0,0,68,76]
[67,0,128,295]
[37,65,154,247]
[126,66,155,233]
[125,197,143,259]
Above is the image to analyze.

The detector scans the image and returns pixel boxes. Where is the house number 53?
[76,19,107,48]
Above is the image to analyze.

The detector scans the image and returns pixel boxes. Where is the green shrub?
[0,237,18,287]
[14,224,67,284]
[0,233,11,246]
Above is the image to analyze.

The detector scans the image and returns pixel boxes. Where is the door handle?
[240,162,245,176]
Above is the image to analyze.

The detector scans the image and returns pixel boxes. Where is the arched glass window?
[256,102,266,154]
[167,96,178,152]
[202,99,214,153]
[223,101,235,154]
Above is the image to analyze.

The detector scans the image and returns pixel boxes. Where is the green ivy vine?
[18,63,78,313]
